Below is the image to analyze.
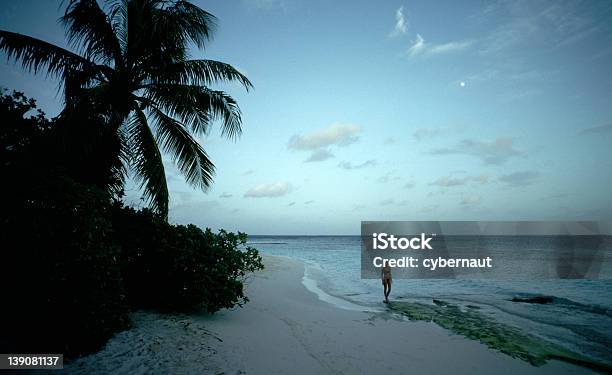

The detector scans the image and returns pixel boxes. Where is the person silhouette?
[382,260,392,303]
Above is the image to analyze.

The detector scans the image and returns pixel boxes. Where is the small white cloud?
[407,34,426,56]
[338,159,377,170]
[460,196,482,206]
[389,6,407,37]
[242,169,254,176]
[378,172,401,183]
[380,199,395,206]
[430,137,522,165]
[244,182,291,198]
[428,40,473,55]
[430,174,489,187]
[288,123,361,151]
[404,181,415,189]
[219,192,233,198]
[407,34,472,57]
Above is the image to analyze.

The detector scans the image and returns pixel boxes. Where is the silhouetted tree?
[0,0,252,218]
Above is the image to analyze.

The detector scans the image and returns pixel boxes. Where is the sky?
[1,0,612,234]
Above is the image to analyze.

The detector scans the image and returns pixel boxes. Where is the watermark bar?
[0,354,63,370]
[361,221,612,279]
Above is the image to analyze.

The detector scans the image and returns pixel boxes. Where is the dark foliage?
[0,90,263,357]
[113,206,264,313]
[0,90,131,357]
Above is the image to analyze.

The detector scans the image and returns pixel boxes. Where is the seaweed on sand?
[389,301,611,373]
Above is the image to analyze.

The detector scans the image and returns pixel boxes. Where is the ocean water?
[248,235,612,365]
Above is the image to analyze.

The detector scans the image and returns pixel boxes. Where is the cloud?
[389,6,407,37]
[460,196,482,206]
[428,40,474,54]
[304,200,315,205]
[383,137,396,145]
[407,34,472,57]
[499,171,540,187]
[304,149,334,162]
[338,159,377,170]
[288,123,361,151]
[404,181,415,189]
[242,169,254,176]
[477,1,605,55]
[579,122,612,135]
[378,172,401,183]
[430,137,522,165]
[429,174,489,187]
[244,182,291,198]
[407,34,426,56]
[380,199,395,206]
[219,192,233,198]
[287,201,296,206]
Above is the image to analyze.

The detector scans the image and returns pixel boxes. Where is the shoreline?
[66,255,593,374]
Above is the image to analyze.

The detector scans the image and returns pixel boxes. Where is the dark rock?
[511,296,554,304]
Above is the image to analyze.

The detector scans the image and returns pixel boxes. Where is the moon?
[460,82,466,87]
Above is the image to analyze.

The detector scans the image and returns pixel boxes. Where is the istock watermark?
[361,221,612,279]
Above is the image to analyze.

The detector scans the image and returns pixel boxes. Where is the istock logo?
[372,233,434,250]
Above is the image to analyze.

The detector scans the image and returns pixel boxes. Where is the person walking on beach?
[382,260,392,303]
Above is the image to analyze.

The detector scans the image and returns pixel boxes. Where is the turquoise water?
[249,235,612,365]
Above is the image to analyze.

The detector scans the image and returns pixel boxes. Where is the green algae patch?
[389,301,611,372]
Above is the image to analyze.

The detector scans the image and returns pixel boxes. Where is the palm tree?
[0,0,252,218]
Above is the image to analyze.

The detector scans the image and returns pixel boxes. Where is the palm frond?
[127,108,169,217]
[159,0,217,48]
[144,84,243,140]
[128,0,186,73]
[140,84,211,136]
[148,104,214,190]
[0,30,100,78]
[145,59,252,90]
[201,87,243,140]
[63,65,107,105]
[107,0,128,56]
[61,0,123,65]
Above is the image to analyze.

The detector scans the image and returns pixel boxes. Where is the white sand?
[66,256,592,374]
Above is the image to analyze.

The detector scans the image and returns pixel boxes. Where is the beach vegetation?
[0,23,260,357]
[389,300,610,372]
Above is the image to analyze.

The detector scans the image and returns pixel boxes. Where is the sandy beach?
[66,256,593,374]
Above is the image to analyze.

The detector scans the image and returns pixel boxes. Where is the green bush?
[113,205,264,313]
